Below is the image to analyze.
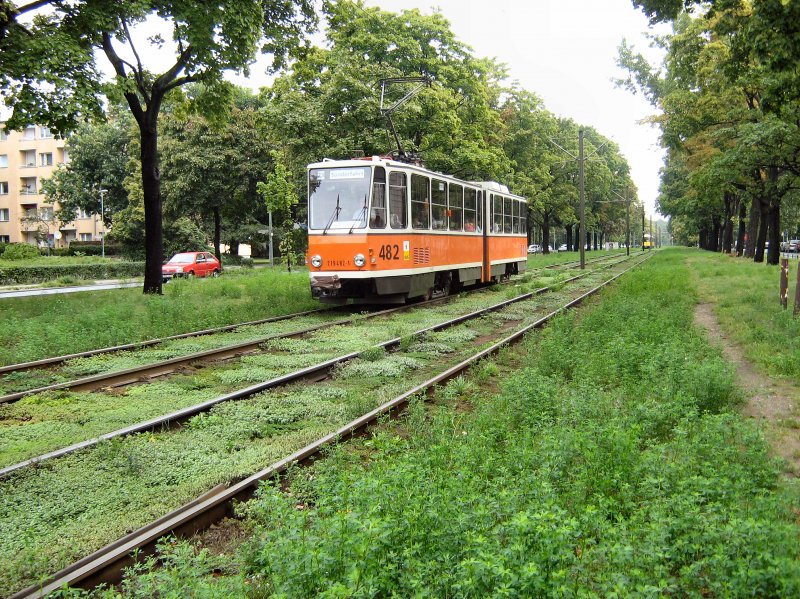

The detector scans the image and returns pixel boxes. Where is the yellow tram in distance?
[306,156,528,304]
[643,233,654,250]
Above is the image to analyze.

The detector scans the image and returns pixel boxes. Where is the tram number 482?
[379,244,400,260]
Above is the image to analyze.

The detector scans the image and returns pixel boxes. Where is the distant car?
[788,240,800,253]
[162,251,221,281]
[558,244,568,251]
[527,244,541,254]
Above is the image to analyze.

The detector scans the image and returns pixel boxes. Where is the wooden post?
[780,258,788,309]
[794,260,800,316]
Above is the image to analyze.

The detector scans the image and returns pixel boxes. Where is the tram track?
[5,252,649,599]
[0,253,622,405]
[0,254,633,479]
[0,252,619,382]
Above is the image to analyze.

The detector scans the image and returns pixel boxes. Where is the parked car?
[527,244,541,254]
[788,240,800,253]
[162,251,221,281]
[558,243,568,251]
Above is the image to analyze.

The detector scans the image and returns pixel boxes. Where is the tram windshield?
[308,167,371,231]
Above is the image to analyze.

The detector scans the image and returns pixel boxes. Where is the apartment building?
[0,123,105,247]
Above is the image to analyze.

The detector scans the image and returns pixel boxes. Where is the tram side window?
[492,194,503,233]
[476,190,483,233]
[512,199,520,234]
[370,167,386,228]
[431,179,448,230]
[503,197,513,234]
[389,172,408,229]
[520,201,527,234]
[411,174,430,229]
[448,183,463,231]
[464,188,477,232]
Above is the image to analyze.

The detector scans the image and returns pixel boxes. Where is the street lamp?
[98,188,108,258]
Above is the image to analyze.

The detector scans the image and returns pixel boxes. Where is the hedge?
[0,262,144,285]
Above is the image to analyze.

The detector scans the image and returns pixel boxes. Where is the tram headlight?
[354,253,366,267]
[311,254,323,268]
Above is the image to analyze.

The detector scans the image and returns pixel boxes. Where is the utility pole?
[578,128,586,269]
[626,190,631,256]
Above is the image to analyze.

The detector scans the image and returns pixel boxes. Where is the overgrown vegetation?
[0,262,623,595]
[89,249,799,597]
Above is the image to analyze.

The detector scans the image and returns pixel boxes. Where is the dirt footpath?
[694,303,800,477]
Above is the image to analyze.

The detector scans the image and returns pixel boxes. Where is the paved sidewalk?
[0,279,141,299]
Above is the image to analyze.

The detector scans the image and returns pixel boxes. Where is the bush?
[66,241,123,256]
[0,262,144,284]
[0,243,41,261]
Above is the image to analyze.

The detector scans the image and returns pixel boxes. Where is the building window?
[0,126,7,141]
[0,155,7,168]
[0,182,8,195]
[22,150,36,167]
[40,153,53,166]
[40,126,52,139]
[79,233,92,241]
[77,208,92,219]
[22,126,36,141]
[0,208,8,222]
[41,207,54,221]
[0,235,9,243]
[21,177,37,194]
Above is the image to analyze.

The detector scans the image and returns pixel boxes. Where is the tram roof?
[307,157,526,202]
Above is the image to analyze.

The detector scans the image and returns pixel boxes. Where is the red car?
[162,251,221,281]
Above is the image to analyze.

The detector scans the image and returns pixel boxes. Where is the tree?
[261,0,511,188]
[160,91,274,260]
[41,113,133,227]
[1,1,316,293]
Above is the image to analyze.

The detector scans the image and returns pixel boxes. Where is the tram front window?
[309,167,372,230]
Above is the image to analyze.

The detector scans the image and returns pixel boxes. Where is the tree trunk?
[722,192,734,253]
[566,225,573,251]
[699,227,707,250]
[230,239,240,257]
[736,195,746,256]
[766,167,781,266]
[213,206,221,261]
[754,197,770,263]
[140,122,163,294]
[542,214,551,254]
[745,195,759,258]
[767,195,781,265]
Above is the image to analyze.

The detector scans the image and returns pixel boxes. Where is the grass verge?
[685,249,800,379]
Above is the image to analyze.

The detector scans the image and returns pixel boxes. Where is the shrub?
[0,243,41,261]
[0,262,144,284]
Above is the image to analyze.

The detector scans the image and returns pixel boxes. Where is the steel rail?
[0,257,636,479]
[0,254,629,404]
[0,252,620,379]
[0,306,339,376]
[9,254,650,599]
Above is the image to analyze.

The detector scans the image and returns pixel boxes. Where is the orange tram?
[306,156,528,304]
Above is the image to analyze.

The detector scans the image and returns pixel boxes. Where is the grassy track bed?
[0,267,596,470]
[0,311,350,395]
[83,249,800,598]
[0,261,631,596]
[0,269,319,367]
[684,249,800,379]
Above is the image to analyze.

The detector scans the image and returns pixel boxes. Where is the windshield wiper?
[322,195,341,235]
[349,194,368,234]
